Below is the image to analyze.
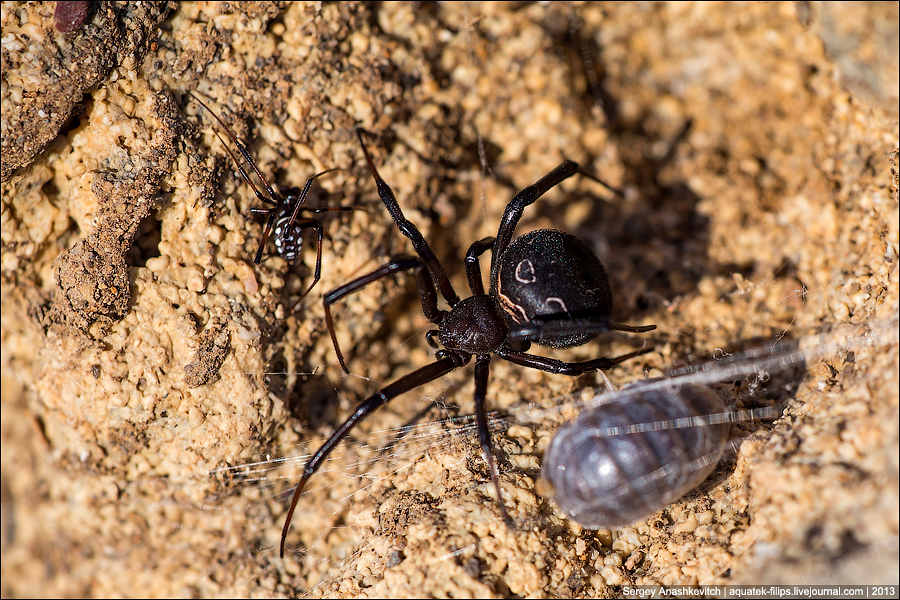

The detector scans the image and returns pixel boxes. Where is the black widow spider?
[279,130,656,557]
[188,92,357,301]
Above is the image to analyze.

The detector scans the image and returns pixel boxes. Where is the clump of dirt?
[2,2,898,597]
[184,317,231,387]
[50,92,182,337]
[1,1,172,181]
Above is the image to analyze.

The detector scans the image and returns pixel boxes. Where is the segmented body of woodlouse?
[541,382,729,529]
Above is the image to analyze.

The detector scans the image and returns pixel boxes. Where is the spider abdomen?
[272,214,303,261]
[492,229,612,347]
[541,382,729,529]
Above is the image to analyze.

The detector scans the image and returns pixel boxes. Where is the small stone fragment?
[184,319,230,387]
[54,1,91,34]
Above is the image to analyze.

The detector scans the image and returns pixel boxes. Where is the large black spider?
[280,130,656,557]
[189,92,355,301]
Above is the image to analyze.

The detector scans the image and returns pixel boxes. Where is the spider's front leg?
[189,91,281,208]
[285,168,342,225]
[489,161,622,286]
[323,255,444,373]
[356,129,460,306]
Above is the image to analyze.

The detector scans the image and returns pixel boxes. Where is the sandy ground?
[2,2,898,597]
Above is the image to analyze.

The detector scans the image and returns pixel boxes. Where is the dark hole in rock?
[41,179,61,205]
[131,215,162,267]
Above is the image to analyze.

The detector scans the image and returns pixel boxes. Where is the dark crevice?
[129,213,162,267]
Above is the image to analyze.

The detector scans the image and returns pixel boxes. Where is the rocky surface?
[2,2,897,597]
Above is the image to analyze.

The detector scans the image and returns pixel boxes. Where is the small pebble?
[55,1,91,33]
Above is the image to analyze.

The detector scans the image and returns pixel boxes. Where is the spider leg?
[209,124,277,208]
[473,356,516,528]
[286,218,324,308]
[324,256,444,374]
[490,161,578,284]
[286,168,342,226]
[464,237,495,296]
[356,129,460,306]
[304,206,368,215]
[489,161,621,286]
[189,92,286,264]
[280,353,467,558]
[507,315,656,344]
[254,211,280,264]
[189,92,282,207]
[496,346,653,375]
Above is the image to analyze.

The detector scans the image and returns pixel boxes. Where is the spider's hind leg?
[506,316,656,345]
[496,346,654,375]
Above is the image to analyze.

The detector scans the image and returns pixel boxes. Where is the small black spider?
[279,129,656,557]
[189,92,356,300]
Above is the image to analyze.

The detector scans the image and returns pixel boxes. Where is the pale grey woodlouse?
[541,381,730,529]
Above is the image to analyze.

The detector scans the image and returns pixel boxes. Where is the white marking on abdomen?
[515,259,537,283]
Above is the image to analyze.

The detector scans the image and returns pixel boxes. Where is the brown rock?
[1,1,172,181]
